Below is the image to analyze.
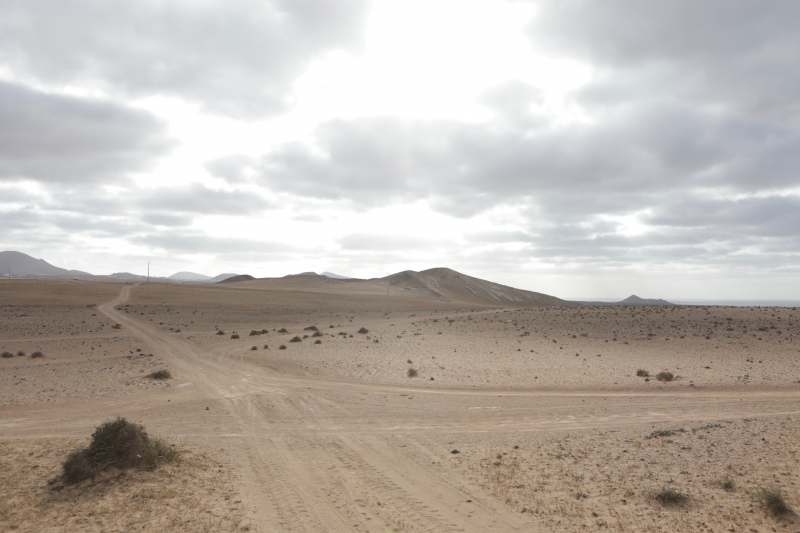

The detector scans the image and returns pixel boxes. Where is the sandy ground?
[1,278,799,532]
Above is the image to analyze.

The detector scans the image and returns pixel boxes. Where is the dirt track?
[3,283,800,532]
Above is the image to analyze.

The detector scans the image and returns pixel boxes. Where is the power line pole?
[147,262,150,283]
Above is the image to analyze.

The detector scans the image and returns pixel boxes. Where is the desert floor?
[1,279,800,532]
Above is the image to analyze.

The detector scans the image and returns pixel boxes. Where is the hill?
[168,271,212,281]
[0,251,89,277]
[576,295,675,306]
[218,274,256,283]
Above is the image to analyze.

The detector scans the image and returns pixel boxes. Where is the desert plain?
[1,272,800,533]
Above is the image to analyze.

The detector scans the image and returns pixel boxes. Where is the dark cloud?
[0,0,367,118]
[0,80,172,186]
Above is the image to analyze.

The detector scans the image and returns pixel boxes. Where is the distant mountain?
[322,271,354,280]
[0,251,90,277]
[169,271,212,281]
[576,295,675,306]
[618,295,675,306]
[285,271,319,277]
[218,274,255,283]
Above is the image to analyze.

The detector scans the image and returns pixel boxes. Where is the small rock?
[205,406,210,410]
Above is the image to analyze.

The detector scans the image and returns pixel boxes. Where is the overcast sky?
[1,0,798,299]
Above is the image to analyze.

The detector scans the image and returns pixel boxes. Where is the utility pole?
[147,262,150,283]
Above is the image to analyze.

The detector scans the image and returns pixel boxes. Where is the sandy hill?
[380,267,572,306]
[0,251,90,277]
[223,267,572,307]
[218,274,256,283]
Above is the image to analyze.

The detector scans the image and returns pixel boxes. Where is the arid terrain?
[1,276,799,532]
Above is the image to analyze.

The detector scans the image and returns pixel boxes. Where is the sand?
[1,278,799,532]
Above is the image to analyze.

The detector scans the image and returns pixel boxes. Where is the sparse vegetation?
[716,477,735,490]
[112,323,122,329]
[1,351,12,358]
[249,330,260,336]
[647,488,687,504]
[16,350,25,357]
[251,345,258,350]
[645,428,685,440]
[656,371,674,382]
[304,325,318,331]
[358,327,369,334]
[636,369,649,377]
[312,331,323,337]
[279,344,287,350]
[278,328,288,333]
[62,418,179,484]
[753,486,790,515]
[231,334,240,339]
[216,330,225,335]
[407,368,418,378]
[290,336,302,342]
[314,339,321,344]
[146,369,172,380]
[30,351,44,358]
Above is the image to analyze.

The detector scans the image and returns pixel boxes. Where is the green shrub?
[62,418,179,484]
[656,371,674,382]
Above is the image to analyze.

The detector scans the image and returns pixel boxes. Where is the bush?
[407,368,418,378]
[656,371,674,382]
[251,346,258,350]
[279,344,287,350]
[1,351,13,358]
[31,351,44,358]
[312,331,322,337]
[278,328,288,333]
[16,350,25,357]
[304,325,318,331]
[647,488,687,504]
[216,330,225,335]
[249,330,260,336]
[261,329,269,334]
[636,369,649,377]
[62,418,179,484]
[231,334,240,339]
[358,327,369,334]
[716,477,735,490]
[112,324,122,329]
[753,486,790,515]
[290,336,302,343]
[314,340,321,344]
[146,369,171,380]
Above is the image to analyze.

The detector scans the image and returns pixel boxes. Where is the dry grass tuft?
[753,486,791,515]
[647,488,687,504]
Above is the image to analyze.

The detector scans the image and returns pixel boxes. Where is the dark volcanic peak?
[218,274,255,283]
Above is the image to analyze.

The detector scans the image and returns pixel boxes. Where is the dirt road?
[4,284,800,532]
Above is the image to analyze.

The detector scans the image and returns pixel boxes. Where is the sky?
[1,0,798,299]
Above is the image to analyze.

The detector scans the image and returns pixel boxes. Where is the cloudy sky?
[1,0,798,299]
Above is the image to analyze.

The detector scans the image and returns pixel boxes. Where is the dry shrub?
[146,369,171,380]
[647,488,687,504]
[304,325,318,331]
[230,333,240,339]
[279,344,287,350]
[278,328,288,333]
[636,369,649,377]
[312,331,323,337]
[62,418,179,484]
[1,351,13,358]
[251,345,258,350]
[656,371,674,382]
[407,368,418,378]
[753,486,791,515]
[358,327,369,334]
[30,351,45,358]
[290,336,302,343]
[216,330,225,335]
[314,339,321,344]
[16,350,25,357]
